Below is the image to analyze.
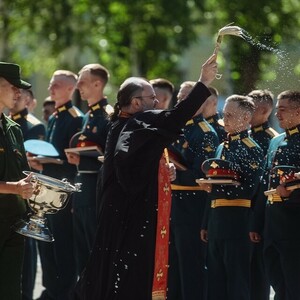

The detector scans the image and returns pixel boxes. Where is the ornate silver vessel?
[13,171,81,242]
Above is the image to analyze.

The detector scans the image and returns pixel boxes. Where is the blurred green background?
[1,0,299,116]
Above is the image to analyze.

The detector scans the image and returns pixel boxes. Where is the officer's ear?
[244,111,252,123]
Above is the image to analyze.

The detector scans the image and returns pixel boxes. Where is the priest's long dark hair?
[110,77,147,122]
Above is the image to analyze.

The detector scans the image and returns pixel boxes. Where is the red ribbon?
[152,153,172,300]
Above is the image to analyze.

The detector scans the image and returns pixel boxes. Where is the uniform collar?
[185,114,204,126]
[228,130,249,142]
[205,113,220,124]
[286,125,300,137]
[89,98,108,112]
[251,121,269,133]
[55,101,72,115]
[11,108,28,121]
[192,114,204,123]
[119,111,132,118]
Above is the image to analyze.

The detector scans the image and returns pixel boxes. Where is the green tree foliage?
[0,0,205,87]
[0,0,299,93]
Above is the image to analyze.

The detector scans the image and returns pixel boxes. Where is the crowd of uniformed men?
[0,59,300,300]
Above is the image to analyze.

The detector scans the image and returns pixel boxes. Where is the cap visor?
[6,78,31,89]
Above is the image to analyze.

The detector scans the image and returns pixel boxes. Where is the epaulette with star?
[265,127,279,138]
[68,106,82,118]
[197,121,212,133]
[242,137,257,148]
[26,114,43,126]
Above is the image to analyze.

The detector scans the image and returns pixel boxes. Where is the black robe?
[74,82,211,300]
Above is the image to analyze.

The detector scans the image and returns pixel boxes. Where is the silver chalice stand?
[13,171,81,242]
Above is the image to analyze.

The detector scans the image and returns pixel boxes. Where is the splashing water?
[215,23,285,57]
[238,28,293,91]
[215,23,293,90]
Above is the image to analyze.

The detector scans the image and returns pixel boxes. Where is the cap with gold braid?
[202,158,240,181]
[196,158,241,185]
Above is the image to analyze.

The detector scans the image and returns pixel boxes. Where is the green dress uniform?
[249,121,278,300]
[203,130,263,300]
[250,121,279,157]
[71,99,111,276]
[38,101,83,300]
[11,108,46,300]
[0,114,29,300]
[167,115,219,300]
[11,108,46,141]
[252,125,300,299]
[205,113,227,143]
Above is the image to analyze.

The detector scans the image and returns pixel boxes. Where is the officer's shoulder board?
[26,114,42,126]
[5,116,20,128]
[265,127,279,138]
[242,137,257,148]
[198,121,212,133]
[68,106,82,118]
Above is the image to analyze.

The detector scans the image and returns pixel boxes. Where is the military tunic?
[250,121,278,157]
[0,114,29,300]
[168,115,219,300]
[71,98,110,275]
[249,121,278,300]
[204,130,263,300]
[11,108,45,141]
[11,108,46,300]
[38,101,83,300]
[252,125,300,299]
[205,113,227,143]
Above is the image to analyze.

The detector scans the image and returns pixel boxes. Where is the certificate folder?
[65,146,103,158]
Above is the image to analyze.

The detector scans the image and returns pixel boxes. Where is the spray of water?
[214,23,293,90]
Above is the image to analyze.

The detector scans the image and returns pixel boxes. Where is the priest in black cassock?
[74,52,218,300]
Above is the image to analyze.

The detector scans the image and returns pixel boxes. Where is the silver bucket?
[13,171,81,242]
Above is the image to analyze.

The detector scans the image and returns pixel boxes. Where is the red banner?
[152,151,172,300]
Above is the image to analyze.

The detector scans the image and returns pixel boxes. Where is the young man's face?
[10,89,28,114]
[0,78,21,111]
[153,87,172,110]
[276,98,300,129]
[76,71,99,102]
[42,103,55,122]
[223,101,250,134]
[48,75,74,106]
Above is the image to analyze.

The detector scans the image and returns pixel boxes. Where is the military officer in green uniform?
[247,89,279,300]
[0,62,34,300]
[10,89,46,300]
[167,81,219,300]
[66,64,112,276]
[250,90,300,300]
[203,86,227,143]
[200,95,264,300]
[10,89,46,140]
[29,70,83,300]
[150,78,174,110]
[248,89,279,156]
